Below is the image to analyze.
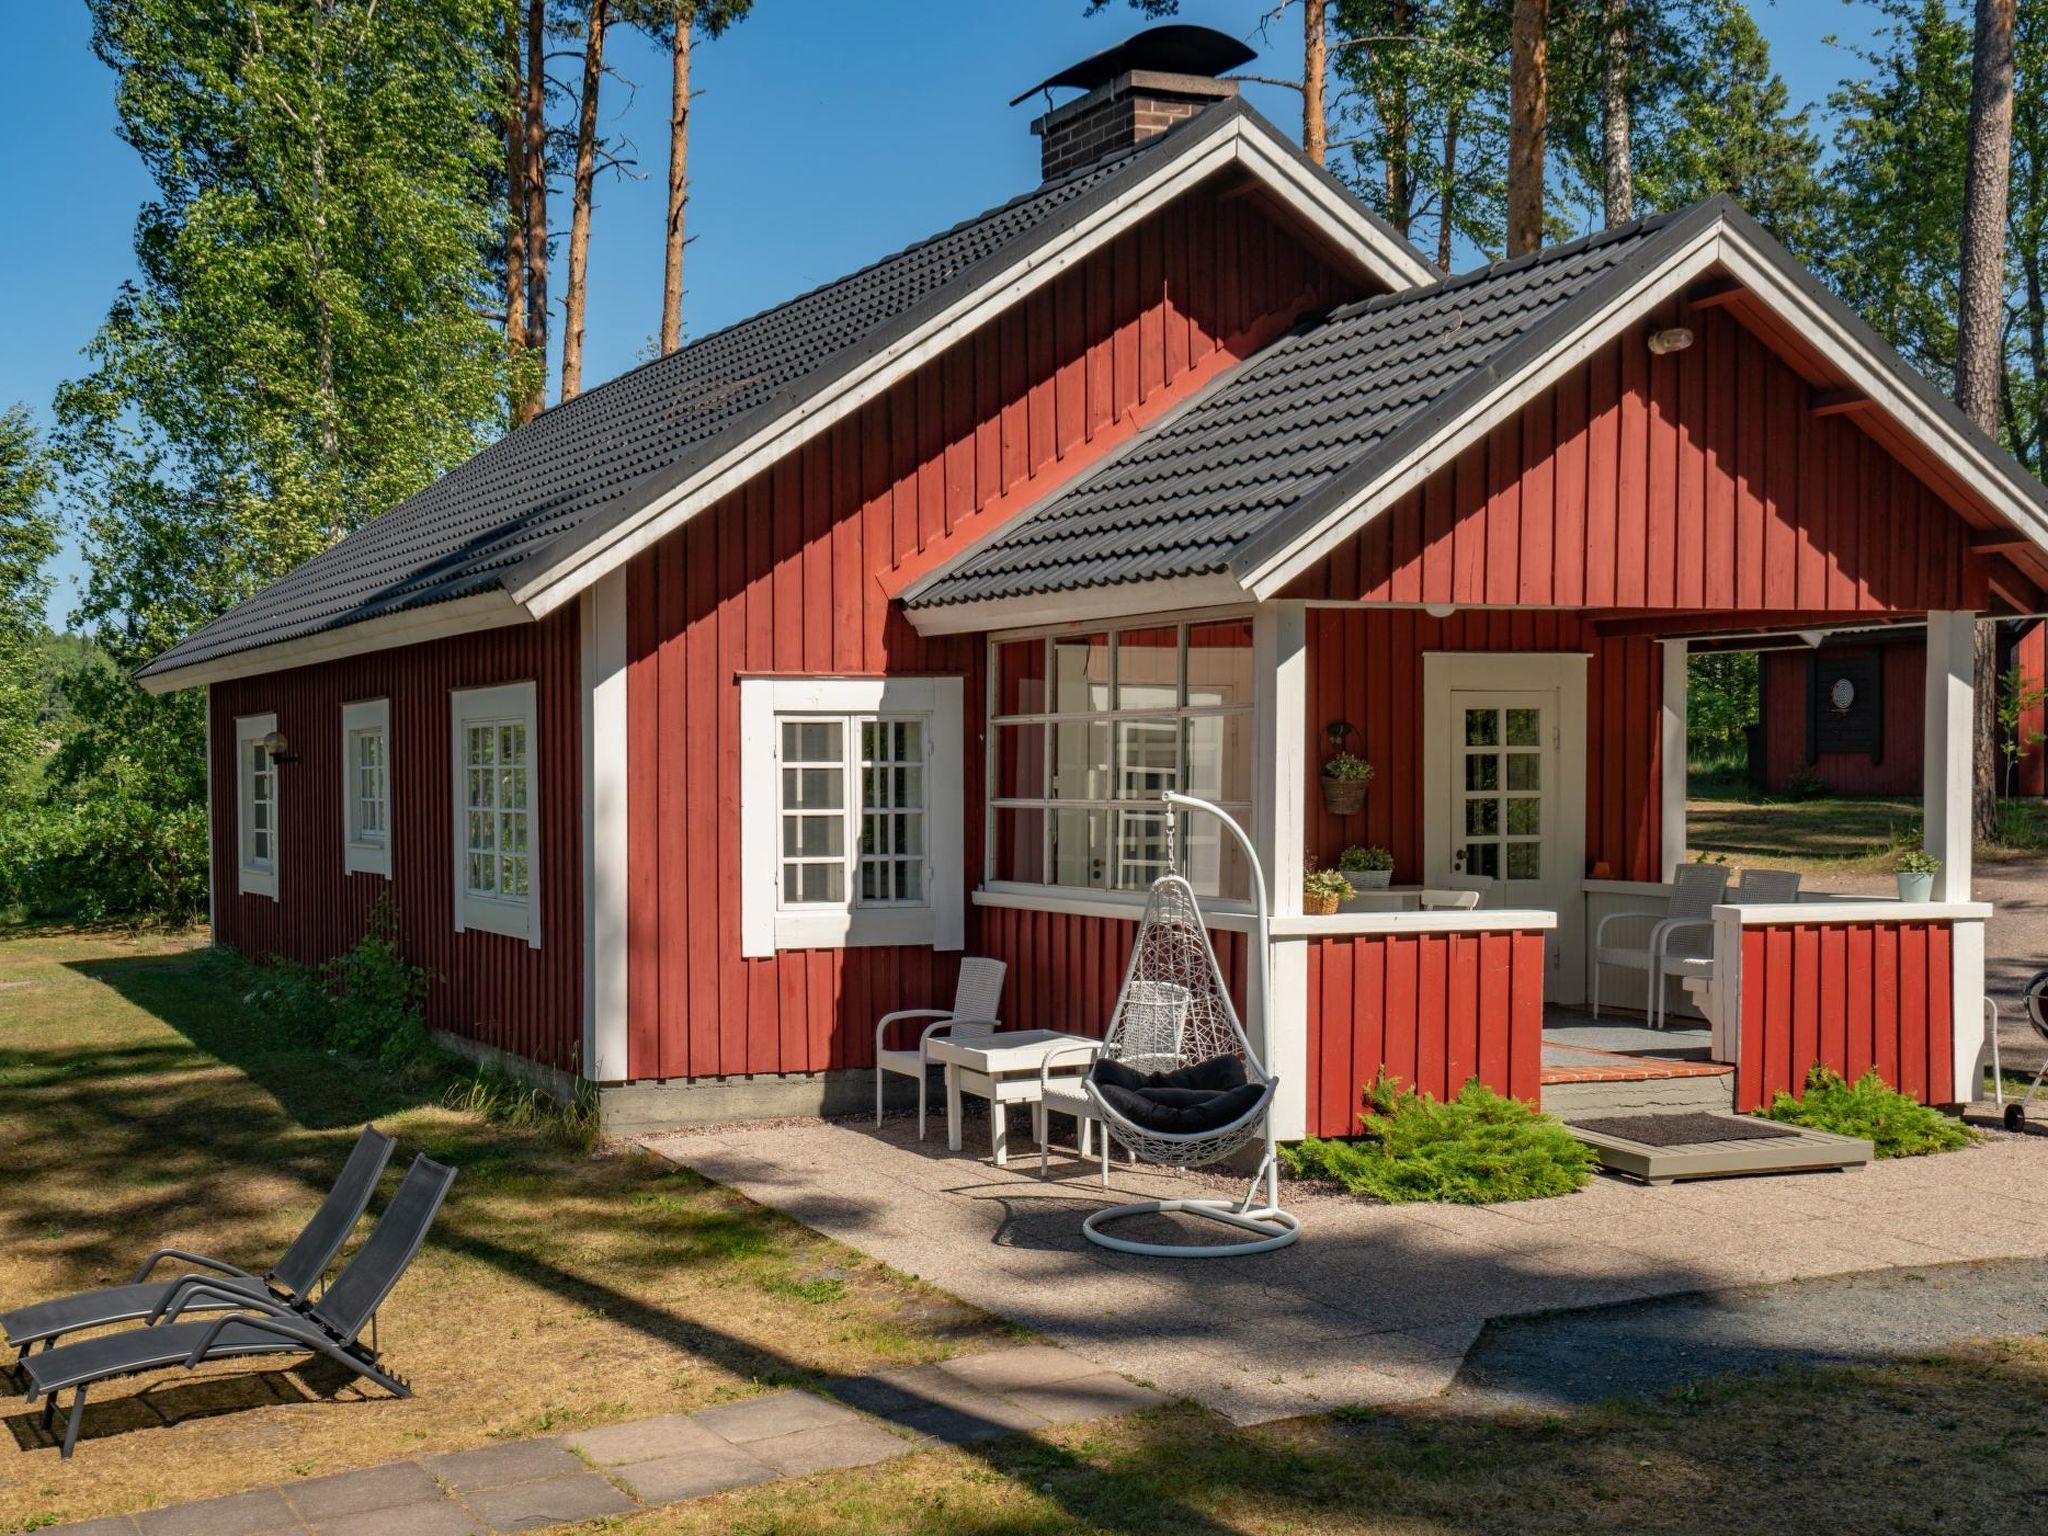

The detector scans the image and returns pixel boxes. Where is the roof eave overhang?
[901,572,1249,636]
[501,108,1435,624]
[135,590,530,695]
[1232,207,2048,602]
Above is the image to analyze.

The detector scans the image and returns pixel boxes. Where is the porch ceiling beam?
[1683,276,1744,310]
[1970,529,2039,554]
[1983,557,2044,616]
[1587,609,1921,641]
[1810,388,1872,417]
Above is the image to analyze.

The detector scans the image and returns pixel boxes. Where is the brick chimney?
[1031,73,1239,182]
[1015,25,1254,182]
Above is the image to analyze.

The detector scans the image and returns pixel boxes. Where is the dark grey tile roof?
[146,101,1312,681]
[905,204,1703,609]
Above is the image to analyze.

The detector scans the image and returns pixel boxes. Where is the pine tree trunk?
[522,0,550,420]
[1381,0,1412,231]
[1437,104,1459,272]
[1602,0,1633,227]
[1302,0,1327,168]
[661,2,692,355]
[504,12,530,427]
[562,0,608,402]
[1958,0,2016,843]
[1508,0,1548,257]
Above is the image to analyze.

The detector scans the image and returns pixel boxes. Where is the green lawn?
[1687,775,2048,876]
[0,925,1005,1530]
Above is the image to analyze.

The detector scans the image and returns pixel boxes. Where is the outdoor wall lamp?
[261,730,297,765]
[1648,326,1695,355]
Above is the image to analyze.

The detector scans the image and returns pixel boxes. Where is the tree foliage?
[0,408,58,795]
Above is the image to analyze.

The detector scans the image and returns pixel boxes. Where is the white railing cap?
[1716,900,1994,925]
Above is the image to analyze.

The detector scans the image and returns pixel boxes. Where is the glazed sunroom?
[902,200,2044,1141]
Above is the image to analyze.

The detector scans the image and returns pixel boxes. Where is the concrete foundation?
[597,1066,918,1138]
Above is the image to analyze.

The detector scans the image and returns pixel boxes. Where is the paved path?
[48,1343,1161,1535]
[654,1117,2048,1425]
[1447,1255,2048,1412]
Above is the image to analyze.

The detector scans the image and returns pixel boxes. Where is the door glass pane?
[1465,799,1499,836]
[1185,621,1253,708]
[1464,754,1499,791]
[1466,842,1499,878]
[1115,627,1180,710]
[1506,798,1541,835]
[1505,708,1542,746]
[1052,634,1111,713]
[1506,843,1542,879]
[1464,708,1498,746]
[1506,753,1541,791]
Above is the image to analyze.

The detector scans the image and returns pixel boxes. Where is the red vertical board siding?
[1759,643,1925,795]
[1734,921,1955,1109]
[1283,308,1988,616]
[1302,929,1548,1136]
[210,613,584,1071]
[625,191,1353,1082]
[2019,622,2047,797]
[1304,609,1660,882]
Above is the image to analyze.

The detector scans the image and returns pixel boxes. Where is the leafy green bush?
[326,897,431,1068]
[0,794,207,923]
[1282,1072,1597,1204]
[1759,1065,1974,1157]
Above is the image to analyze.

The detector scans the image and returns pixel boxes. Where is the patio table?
[924,1029,1102,1166]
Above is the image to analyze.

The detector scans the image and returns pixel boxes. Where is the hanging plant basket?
[1320,775,1368,817]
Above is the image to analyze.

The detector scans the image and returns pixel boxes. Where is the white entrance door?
[1423,655,1588,1002]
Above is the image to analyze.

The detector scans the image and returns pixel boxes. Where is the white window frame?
[984,617,1257,903]
[450,681,541,948]
[234,712,279,900]
[739,676,964,958]
[341,698,391,878]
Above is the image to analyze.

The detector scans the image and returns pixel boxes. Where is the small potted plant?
[1303,862,1350,917]
[1895,848,1940,903]
[1339,844,1395,892]
[1320,721,1374,816]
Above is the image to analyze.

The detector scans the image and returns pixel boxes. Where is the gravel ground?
[1447,1256,2048,1411]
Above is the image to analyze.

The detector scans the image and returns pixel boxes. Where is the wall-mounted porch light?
[1648,327,1695,355]
[261,730,297,765]
[1423,603,1457,619]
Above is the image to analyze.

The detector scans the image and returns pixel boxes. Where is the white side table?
[924,1029,1102,1166]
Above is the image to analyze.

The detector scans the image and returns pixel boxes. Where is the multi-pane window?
[1457,703,1545,881]
[464,719,531,901]
[739,677,963,957]
[235,713,279,899]
[989,620,1255,899]
[777,715,927,911]
[451,683,539,945]
[341,698,390,877]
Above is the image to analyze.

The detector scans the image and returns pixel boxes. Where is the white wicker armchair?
[873,957,1006,1138]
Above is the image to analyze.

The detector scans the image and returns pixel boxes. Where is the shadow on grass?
[2,1359,366,1455]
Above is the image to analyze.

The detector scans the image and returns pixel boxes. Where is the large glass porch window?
[989,620,1254,899]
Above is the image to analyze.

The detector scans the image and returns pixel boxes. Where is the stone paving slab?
[651,1116,2048,1425]
[48,1342,1151,1535]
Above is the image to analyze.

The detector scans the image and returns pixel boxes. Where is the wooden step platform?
[1568,1113,1873,1185]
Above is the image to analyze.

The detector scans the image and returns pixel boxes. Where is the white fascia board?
[1240,220,1727,598]
[140,591,529,695]
[902,574,1248,636]
[510,119,1427,623]
[1710,230,2048,552]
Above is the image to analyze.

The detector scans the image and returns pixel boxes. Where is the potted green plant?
[1303,863,1351,917]
[1320,721,1374,816]
[1339,844,1394,892]
[1895,849,1939,903]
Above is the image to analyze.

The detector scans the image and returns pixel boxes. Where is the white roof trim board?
[139,101,1431,695]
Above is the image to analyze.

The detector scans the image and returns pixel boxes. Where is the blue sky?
[2,0,1884,625]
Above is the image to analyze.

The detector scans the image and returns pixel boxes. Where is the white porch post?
[1659,638,1688,881]
[1253,601,1308,1140]
[1922,610,1975,902]
[580,570,630,1083]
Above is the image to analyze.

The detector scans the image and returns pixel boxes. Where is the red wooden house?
[142,29,2048,1135]
[1751,620,2046,798]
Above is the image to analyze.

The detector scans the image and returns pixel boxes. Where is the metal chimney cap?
[1010,24,1257,106]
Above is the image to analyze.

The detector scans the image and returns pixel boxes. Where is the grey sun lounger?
[22,1152,456,1458]
[3,1125,395,1363]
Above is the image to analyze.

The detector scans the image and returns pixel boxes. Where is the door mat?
[1572,1112,1797,1147]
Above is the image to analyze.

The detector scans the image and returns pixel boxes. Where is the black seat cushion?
[1089,1054,1263,1134]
